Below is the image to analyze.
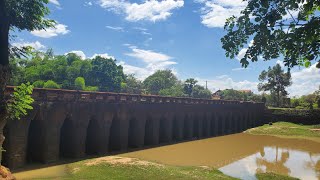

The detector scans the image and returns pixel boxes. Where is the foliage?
[184,78,198,97]
[84,86,99,92]
[258,64,292,107]
[159,84,187,97]
[221,0,320,69]
[43,80,60,89]
[256,172,299,180]
[91,56,124,92]
[143,70,178,95]
[32,80,44,88]
[121,75,144,94]
[246,122,320,140]
[192,85,212,99]
[6,83,34,120]
[218,89,263,102]
[10,53,125,92]
[74,77,85,90]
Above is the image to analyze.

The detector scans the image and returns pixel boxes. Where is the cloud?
[232,67,251,71]
[90,53,115,59]
[12,41,46,51]
[99,0,184,22]
[196,75,259,93]
[120,46,177,79]
[237,40,254,60]
[133,27,152,36]
[84,1,93,6]
[288,64,320,96]
[196,0,247,28]
[106,26,124,32]
[49,0,60,6]
[276,60,285,68]
[31,23,70,38]
[65,50,86,60]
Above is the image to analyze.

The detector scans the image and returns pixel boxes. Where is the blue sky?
[12,0,320,96]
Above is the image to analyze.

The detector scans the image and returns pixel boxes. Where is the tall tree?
[258,64,292,107]
[184,78,198,97]
[143,70,178,95]
[221,0,320,69]
[0,0,54,165]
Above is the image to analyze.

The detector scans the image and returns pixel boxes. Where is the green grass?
[16,156,297,180]
[256,173,299,180]
[246,122,320,142]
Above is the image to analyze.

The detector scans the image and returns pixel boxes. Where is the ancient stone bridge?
[3,87,265,169]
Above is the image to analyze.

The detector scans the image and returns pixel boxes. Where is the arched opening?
[108,117,121,151]
[26,119,43,163]
[193,117,199,138]
[59,117,74,158]
[183,115,191,139]
[144,117,153,145]
[159,116,167,143]
[85,118,99,155]
[172,116,180,141]
[128,117,140,148]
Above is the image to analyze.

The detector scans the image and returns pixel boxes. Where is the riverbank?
[14,156,298,180]
[245,122,320,143]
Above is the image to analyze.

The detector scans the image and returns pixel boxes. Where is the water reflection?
[219,146,320,180]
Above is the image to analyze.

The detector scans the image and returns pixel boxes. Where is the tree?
[121,75,144,94]
[220,89,245,101]
[143,70,178,95]
[0,0,54,166]
[184,78,198,97]
[91,56,125,92]
[159,84,187,97]
[74,77,85,90]
[43,80,60,89]
[221,0,320,69]
[258,64,292,107]
[192,85,212,99]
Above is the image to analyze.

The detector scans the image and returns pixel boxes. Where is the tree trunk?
[0,0,10,165]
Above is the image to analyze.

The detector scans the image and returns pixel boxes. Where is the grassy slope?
[246,122,320,142]
[16,156,296,180]
[256,173,299,180]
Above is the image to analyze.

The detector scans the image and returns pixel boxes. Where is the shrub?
[84,86,99,92]
[32,80,44,88]
[43,80,60,89]
[74,77,85,90]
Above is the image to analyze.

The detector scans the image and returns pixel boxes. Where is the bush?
[84,86,99,92]
[43,80,60,89]
[269,108,320,125]
[74,77,85,90]
[32,80,44,88]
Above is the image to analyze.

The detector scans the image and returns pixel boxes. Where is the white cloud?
[232,67,251,71]
[120,46,177,79]
[49,0,60,6]
[196,75,259,93]
[196,0,247,28]
[106,26,124,32]
[99,0,184,22]
[276,60,285,68]
[12,41,46,51]
[84,1,93,6]
[237,40,254,60]
[288,64,320,96]
[90,53,115,59]
[31,23,70,38]
[65,50,86,60]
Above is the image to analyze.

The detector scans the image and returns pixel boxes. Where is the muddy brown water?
[14,133,320,180]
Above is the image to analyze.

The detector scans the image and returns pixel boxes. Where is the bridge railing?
[5,86,263,105]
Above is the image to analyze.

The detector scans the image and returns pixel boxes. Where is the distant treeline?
[9,51,212,99]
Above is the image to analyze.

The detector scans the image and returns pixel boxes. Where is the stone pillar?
[109,104,130,151]
[2,107,38,169]
[144,113,160,146]
[203,112,211,137]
